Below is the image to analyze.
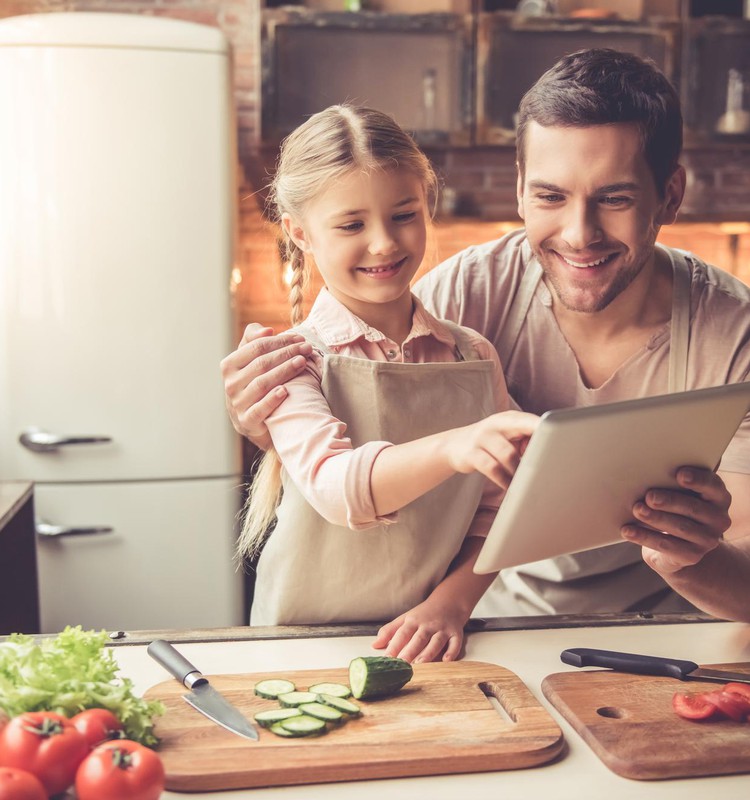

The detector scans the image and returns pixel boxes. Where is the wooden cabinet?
[0,482,40,634]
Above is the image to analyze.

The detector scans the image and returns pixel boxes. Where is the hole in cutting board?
[596,706,626,719]
[479,682,515,723]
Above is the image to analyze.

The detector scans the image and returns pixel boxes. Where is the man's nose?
[561,202,603,251]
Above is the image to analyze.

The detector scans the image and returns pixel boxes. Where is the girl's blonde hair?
[236,105,438,563]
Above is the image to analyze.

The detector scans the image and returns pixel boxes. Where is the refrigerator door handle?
[20,427,113,453]
[37,521,114,538]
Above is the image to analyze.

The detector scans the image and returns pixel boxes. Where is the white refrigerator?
[0,12,244,633]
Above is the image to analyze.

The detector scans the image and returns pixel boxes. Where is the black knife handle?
[561,647,700,680]
[147,639,208,689]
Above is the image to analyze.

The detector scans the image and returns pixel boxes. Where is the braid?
[288,244,307,326]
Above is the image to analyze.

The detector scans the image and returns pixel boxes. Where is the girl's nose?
[368,224,399,256]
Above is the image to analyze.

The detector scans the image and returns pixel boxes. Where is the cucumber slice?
[277,690,320,707]
[269,721,297,738]
[278,715,328,736]
[297,702,344,723]
[348,656,413,700]
[254,679,296,699]
[317,693,361,716]
[308,682,352,699]
[254,707,303,728]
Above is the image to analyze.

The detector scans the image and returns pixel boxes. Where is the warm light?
[229,266,242,295]
[282,261,294,287]
[719,222,750,235]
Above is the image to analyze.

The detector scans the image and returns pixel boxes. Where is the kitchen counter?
[109,616,750,799]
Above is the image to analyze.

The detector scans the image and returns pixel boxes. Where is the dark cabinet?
[262,9,473,145]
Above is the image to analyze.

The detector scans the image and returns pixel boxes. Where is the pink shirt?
[265,288,510,535]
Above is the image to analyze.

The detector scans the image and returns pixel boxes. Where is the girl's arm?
[266,353,538,529]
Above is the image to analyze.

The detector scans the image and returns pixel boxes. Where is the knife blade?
[561,647,750,685]
[147,639,259,740]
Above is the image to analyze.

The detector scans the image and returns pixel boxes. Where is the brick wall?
[3,2,748,339]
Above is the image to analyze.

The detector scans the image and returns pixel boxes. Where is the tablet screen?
[474,382,750,574]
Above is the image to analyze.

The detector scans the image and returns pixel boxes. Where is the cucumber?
[348,656,413,700]
[254,707,303,728]
[297,702,344,723]
[317,693,361,716]
[268,721,297,738]
[308,682,352,699]
[277,715,328,737]
[254,678,296,699]
[277,690,319,707]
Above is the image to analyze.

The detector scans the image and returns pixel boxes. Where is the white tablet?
[473,382,750,575]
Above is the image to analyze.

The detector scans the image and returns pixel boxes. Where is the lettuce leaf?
[0,626,164,747]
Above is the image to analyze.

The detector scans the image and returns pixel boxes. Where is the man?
[222,49,750,621]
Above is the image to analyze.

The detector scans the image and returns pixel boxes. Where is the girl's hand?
[443,410,540,490]
[371,597,471,664]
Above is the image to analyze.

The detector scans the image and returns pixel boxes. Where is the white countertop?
[112,619,750,799]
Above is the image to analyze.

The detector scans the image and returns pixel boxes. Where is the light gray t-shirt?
[413,229,750,616]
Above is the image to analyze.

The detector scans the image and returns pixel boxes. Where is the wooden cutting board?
[542,661,750,780]
[143,660,563,791]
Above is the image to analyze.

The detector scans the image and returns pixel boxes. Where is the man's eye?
[601,196,631,207]
[393,211,417,223]
[538,194,564,204]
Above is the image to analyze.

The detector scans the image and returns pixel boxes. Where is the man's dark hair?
[516,48,683,195]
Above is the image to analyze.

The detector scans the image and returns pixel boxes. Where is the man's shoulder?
[666,244,750,309]
[437,227,529,270]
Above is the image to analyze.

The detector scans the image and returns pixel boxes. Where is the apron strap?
[496,243,692,393]
[494,256,543,367]
[660,244,692,394]
[438,319,483,362]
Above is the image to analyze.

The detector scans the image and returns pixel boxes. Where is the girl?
[238,105,538,663]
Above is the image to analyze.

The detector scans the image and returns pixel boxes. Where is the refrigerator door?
[0,13,239,482]
[35,478,244,633]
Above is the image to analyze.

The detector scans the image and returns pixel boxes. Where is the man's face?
[517,121,684,315]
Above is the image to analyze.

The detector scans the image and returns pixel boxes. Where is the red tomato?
[723,682,750,706]
[75,740,165,800]
[0,767,47,800]
[0,711,88,795]
[672,691,719,720]
[704,689,750,722]
[72,708,126,750]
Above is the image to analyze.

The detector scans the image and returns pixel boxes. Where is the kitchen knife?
[561,647,750,685]
[147,639,259,740]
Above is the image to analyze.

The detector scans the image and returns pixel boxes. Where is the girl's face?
[284,167,428,319]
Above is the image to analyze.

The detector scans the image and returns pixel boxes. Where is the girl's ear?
[281,213,311,253]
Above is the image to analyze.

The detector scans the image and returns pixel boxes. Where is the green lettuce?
[0,626,164,747]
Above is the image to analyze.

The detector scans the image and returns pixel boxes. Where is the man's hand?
[621,466,732,574]
[220,324,312,449]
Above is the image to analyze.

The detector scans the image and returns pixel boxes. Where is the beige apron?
[251,322,497,626]
[474,245,695,617]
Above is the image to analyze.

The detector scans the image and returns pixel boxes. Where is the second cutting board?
[144,659,563,791]
[542,661,750,780]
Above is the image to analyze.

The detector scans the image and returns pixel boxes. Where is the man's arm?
[220,324,312,449]
[622,468,750,621]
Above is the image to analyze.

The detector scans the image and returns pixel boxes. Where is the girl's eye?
[337,221,363,232]
[393,211,417,223]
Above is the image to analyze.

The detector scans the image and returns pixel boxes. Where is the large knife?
[147,639,259,740]
[561,647,750,685]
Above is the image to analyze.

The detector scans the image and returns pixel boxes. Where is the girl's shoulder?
[433,317,500,365]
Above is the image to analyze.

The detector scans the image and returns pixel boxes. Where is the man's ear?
[281,213,311,252]
[658,165,686,226]
[516,169,525,221]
